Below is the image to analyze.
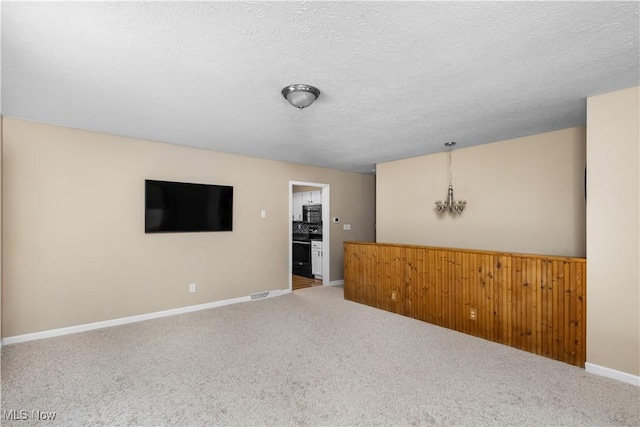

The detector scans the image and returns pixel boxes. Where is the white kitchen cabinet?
[311,240,323,277]
[300,190,322,205]
[292,192,303,221]
[310,190,322,205]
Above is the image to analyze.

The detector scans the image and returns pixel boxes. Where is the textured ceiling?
[2,1,638,174]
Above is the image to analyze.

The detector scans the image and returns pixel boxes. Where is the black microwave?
[302,205,322,223]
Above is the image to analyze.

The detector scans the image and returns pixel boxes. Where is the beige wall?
[586,86,639,376]
[1,118,375,337]
[377,127,586,257]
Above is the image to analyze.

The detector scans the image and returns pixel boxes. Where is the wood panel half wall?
[344,242,586,368]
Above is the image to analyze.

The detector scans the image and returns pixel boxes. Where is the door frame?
[288,181,330,291]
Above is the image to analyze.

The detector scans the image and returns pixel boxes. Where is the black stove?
[292,236,312,278]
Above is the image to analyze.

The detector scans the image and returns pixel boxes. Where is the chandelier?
[435,142,466,214]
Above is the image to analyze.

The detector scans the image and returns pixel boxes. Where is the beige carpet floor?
[1,286,639,426]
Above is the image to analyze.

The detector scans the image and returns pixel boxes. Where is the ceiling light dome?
[282,84,320,110]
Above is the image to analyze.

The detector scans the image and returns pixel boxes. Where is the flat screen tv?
[145,180,233,233]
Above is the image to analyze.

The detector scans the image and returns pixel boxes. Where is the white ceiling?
[2,1,638,174]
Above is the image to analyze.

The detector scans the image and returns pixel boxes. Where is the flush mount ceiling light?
[435,142,467,214]
[281,84,320,110]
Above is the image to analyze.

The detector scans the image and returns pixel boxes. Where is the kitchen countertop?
[293,233,323,242]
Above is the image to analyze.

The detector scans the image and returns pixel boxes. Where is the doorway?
[289,181,330,291]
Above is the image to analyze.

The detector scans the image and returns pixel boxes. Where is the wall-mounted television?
[145,180,233,233]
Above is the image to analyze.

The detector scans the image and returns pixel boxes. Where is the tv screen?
[145,180,233,233]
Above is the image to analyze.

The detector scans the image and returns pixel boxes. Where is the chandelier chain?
[435,141,466,215]
[448,148,452,186]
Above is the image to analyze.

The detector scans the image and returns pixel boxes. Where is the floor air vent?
[250,292,270,300]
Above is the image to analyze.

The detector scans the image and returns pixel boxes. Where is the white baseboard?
[1,289,290,346]
[326,280,344,287]
[585,362,640,386]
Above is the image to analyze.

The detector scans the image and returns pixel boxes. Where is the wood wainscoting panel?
[344,242,586,368]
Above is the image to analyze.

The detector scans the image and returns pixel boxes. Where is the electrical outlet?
[391,291,397,301]
[189,283,196,293]
[469,308,477,320]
